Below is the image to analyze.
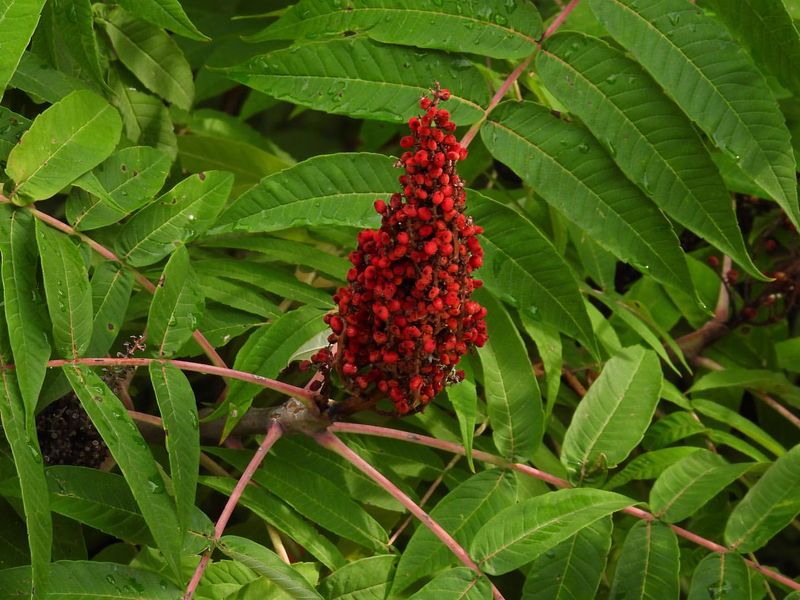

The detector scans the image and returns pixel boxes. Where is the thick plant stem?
[314,430,506,600]
[184,420,284,600]
[328,422,800,592]
[2,357,318,406]
[460,0,582,148]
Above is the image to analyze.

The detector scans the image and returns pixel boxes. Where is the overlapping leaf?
[687,552,751,600]
[609,520,680,600]
[0,0,46,101]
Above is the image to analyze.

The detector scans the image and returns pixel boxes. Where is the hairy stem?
[460,0,582,148]
[329,422,800,591]
[184,420,284,600]
[314,430,505,600]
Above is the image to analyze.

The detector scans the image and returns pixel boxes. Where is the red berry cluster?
[313,86,488,415]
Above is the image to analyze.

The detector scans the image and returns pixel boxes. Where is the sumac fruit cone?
[313,85,487,415]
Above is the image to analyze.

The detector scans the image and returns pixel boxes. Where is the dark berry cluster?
[37,393,108,468]
[313,86,488,414]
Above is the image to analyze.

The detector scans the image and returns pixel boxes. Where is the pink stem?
[328,422,800,592]
[25,205,228,370]
[184,420,284,600]
[4,357,317,404]
[460,0,582,149]
[314,430,505,600]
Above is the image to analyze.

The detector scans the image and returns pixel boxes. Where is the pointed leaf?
[67,146,171,231]
[608,520,680,600]
[471,488,634,575]
[725,443,800,552]
[447,380,477,471]
[408,568,492,600]
[212,153,394,235]
[116,170,233,267]
[35,220,92,358]
[0,0,46,101]
[482,101,691,292]
[467,190,596,353]
[219,536,324,599]
[50,0,105,88]
[393,470,516,593]
[149,362,198,534]
[8,51,94,103]
[475,288,543,459]
[110,76,177,159]
[116,0,208,41]
[88,263,134,356]
[64,366,183,577]
[0,316,51,599]
[537,32,759,278]
[522,516,612,600]
[690,367,800,409]
[6,90,122,203]
[319,555,396,600]
[147,246,203,357]
[0,206,51,415]
[688,552,751,600]
[605,447,701,490]
[251,0,540,59]
[100,7,194,109]
[650,450,755,523]
[561,346,662,483]
[223,38,489,124]
[0,107,30,163]
[692,399,786,457]
[589,0,800,228]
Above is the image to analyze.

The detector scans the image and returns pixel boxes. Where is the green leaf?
[219,536,324,600]
[110,74,177,159]
[393,470,516,594]
[470,488,634,575]
[0,107,30,164]
[725,443,800,552]
[211,153,394,235]
[561,346,662,484]
[688,552,751,600]
[692,399,786,457]
[0,560,181,599]
[223,38,489,124]
[608,520,680,600]
[100,7,194,109]
[522,516,612,600]
[198,274,280,319]
[45,466,151,544]
[520,313,562,417]
[88,263,134,356]
[537,32,759,279]
[467,190,596,353]
[116,170,233,267]
[147,246,203,357]
[148,362,198,534]
[605,447,701,490]
[0,206,51,415]
[50,0,105,88]
[0,0,46,101]
[650,450,755,523]
[708,0,800,99]
[319,555,396,600]
[0,316,51,599]
[200,476,346,571]
[8,52,94,103]
[6,90,122,203]
[177,134,290,197]
[447,380,477,471]
[481,101,691,293]
[589,0,800,228]
[67,146,171,231]
[251,0,540,59]
[690,368,800,409]
[64,366,183,577]
[408,568,492,600]
[116,0,208,41]
[475,288,543,459]
[35,220,92,358]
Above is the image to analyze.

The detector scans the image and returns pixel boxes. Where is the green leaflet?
[537,31,761,279]
[590,0,800,228]
[561,346,662,484]
[408,568,492,600]
[687,553,751,600]
[481,101,692,294]
[6,90,122,203]
[223,38,489,124]
[725,443,800,552]
[115,0,208,41]
[475,288,543,460]
[87,263,134,356]
[35,220,93,358]
[320,555,396,600]
[609,520,680,600]
[250,0,540,59]
[0,0,46,102]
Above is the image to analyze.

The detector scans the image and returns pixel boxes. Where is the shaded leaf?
[319,555,396,600]
[605,447,701,490]
[116,0,208,41]
[687,552,751,600]
[0,107,30,164]
[0,0,46,102]
[408,568,491,600]
[447,380,477,471]
[87,263,134,356]
[8,52,93,103]
[50,0,104,88]
[608,520,680,600]
[692,399,786,457]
